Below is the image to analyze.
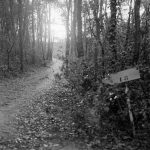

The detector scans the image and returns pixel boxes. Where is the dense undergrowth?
[2,77,147,150]
[0,62,51,80]
[0,59,149,149]
[62,58,150,150]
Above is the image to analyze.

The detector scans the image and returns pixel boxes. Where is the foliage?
[0,0,150,149]
[63,58,150,149]
[0,0,54,73]
[0,81,76,149]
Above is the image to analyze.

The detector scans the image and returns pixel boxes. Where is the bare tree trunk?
[41,10,46,66]
[37,4,42,54]
[77,0,84,58]
[142,0,150,64]
[44,5,47,61]
[133,0,141,65]
[83,12,87,58]
[18,0,23,72]
[9,0,16,38]
[93,0,100,80]
[71,0,77,60]
[65,0,71,58]
[48,4,52,61]
[7,42,15,70]
[124,0,132,52]
[109,0,117,61]
[99,0,105,77]
[32,0,35,64]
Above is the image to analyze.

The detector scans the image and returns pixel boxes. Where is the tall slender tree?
[47,4,52,61]
[109,0,117,61]
[124,0,132,52]
[77,0,84,57]
[18,0,23,71]
[70,0,77,60]
[133,0,141,64]
[142,0,150,64]
[93,0,100,80]
[32,0,35,64]
[65,0,71,58]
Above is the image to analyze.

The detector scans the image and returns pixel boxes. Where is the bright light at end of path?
[51,24,66,40]
[50,7,66,41]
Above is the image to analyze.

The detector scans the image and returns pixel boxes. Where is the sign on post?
[102,67,140,137]
[102,68,140,85]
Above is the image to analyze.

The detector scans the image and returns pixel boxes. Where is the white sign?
[102,68,140,85]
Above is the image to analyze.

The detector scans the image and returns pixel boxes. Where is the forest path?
[0,59,62,139]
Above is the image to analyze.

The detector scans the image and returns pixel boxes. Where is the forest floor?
[0,59,81,150]
[0,59,147,150]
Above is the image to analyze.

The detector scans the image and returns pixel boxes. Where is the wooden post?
[125,84,136,137]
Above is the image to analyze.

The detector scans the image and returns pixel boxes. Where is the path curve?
[0,59,63,138]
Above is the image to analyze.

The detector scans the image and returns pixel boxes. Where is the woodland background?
[0,0,150,149]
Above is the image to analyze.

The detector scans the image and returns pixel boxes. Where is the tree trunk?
[109,0,117,60]
[23,0,30,64]
[65,0,71,58]
[40,9,46,66]
[139,1,150,65]
[32,0,35,64]
[44,5,47,61]
[83,12,87,58]
[93,0,100,80]
[77,0,84,58]
[18,0,23,72]
[133,0,141,64]
[70,0,77,60]
[48,4,52,61]
[124,0,132,52]
[9,0,16,38]
[100,0,105,77]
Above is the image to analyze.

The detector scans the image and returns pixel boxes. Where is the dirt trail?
[0,59,63,139]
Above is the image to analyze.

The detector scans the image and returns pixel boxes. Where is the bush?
[63,58,150,144]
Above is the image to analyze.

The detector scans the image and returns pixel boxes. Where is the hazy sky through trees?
[51,6,66,40]
[50,0,145,41]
